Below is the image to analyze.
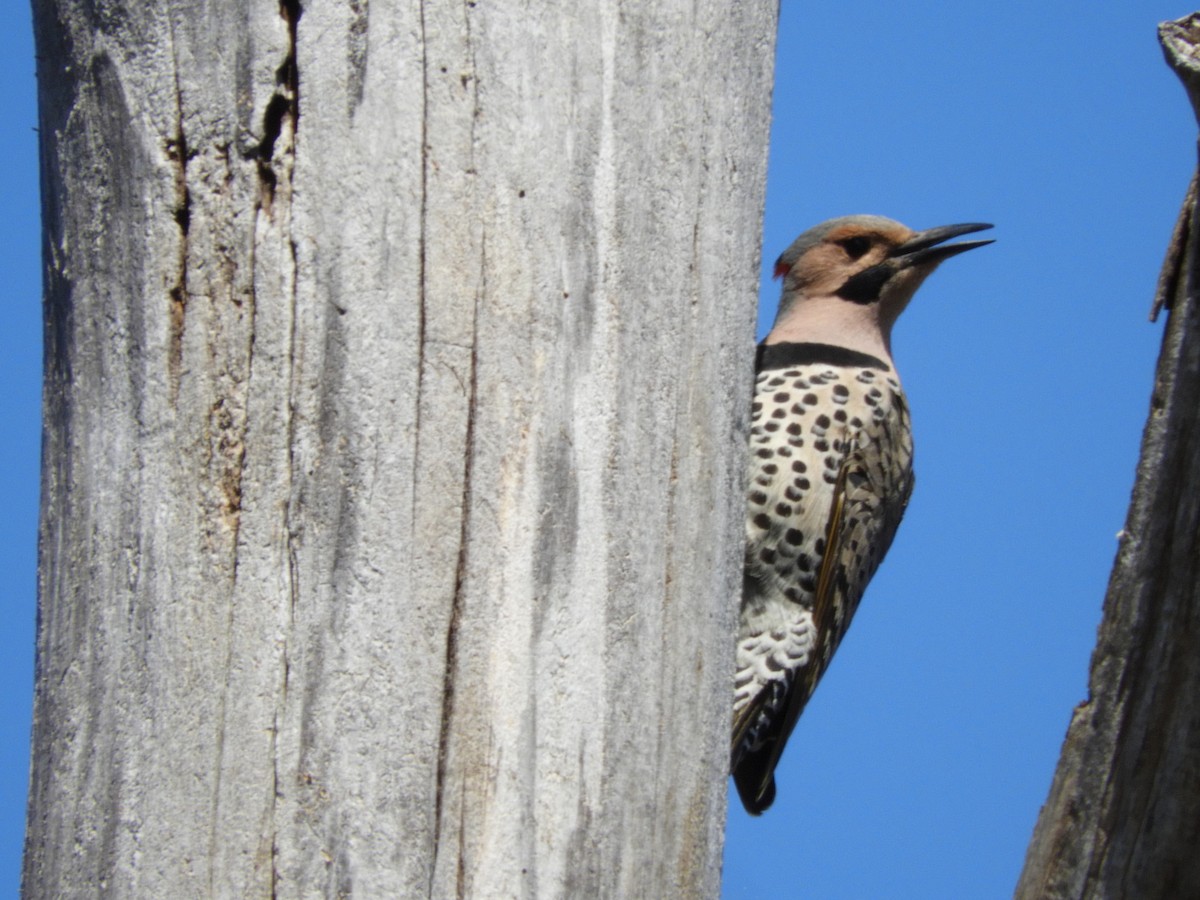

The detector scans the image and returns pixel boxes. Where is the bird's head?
[770,215,993,356]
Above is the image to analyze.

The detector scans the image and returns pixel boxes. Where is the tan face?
[768,216,991,358]
[779,222,946,334]
[781,223,915,297]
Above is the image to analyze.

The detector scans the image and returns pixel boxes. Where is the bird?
[731,215,993,815]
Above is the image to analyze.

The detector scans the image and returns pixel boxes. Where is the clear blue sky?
[0,4,1193,898]
[726,4,1193,898]
[2,8,41,897]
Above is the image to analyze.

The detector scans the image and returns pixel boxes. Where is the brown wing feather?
[741,451,854,804]
[733,414,913,812]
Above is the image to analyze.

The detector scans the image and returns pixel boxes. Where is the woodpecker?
[732,215,993,815]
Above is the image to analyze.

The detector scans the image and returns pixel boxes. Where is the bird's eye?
[838,236,872,260]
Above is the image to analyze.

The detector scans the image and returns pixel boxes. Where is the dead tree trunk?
[1015,13,1200,899]
[23,2,777,896]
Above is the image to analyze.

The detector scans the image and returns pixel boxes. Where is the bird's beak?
[836,221,994,303]
[889,222,994,269]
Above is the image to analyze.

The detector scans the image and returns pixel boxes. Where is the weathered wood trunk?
[24,2,777,896]
[1015,13,1200,899]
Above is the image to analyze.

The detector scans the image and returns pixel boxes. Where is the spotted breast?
[732,340,914,811]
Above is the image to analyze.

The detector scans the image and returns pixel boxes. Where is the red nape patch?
[773,259,790,279]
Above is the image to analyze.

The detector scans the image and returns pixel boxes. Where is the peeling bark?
[24,2,778,897]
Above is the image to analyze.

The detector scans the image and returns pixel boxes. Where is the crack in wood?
[428,10,485,880]
[259,5,302,897]
[258,0,301,214]
[166,28,190,405]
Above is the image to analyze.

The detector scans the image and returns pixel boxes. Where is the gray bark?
[1015,13,1200,900]
[24,2,777,897]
